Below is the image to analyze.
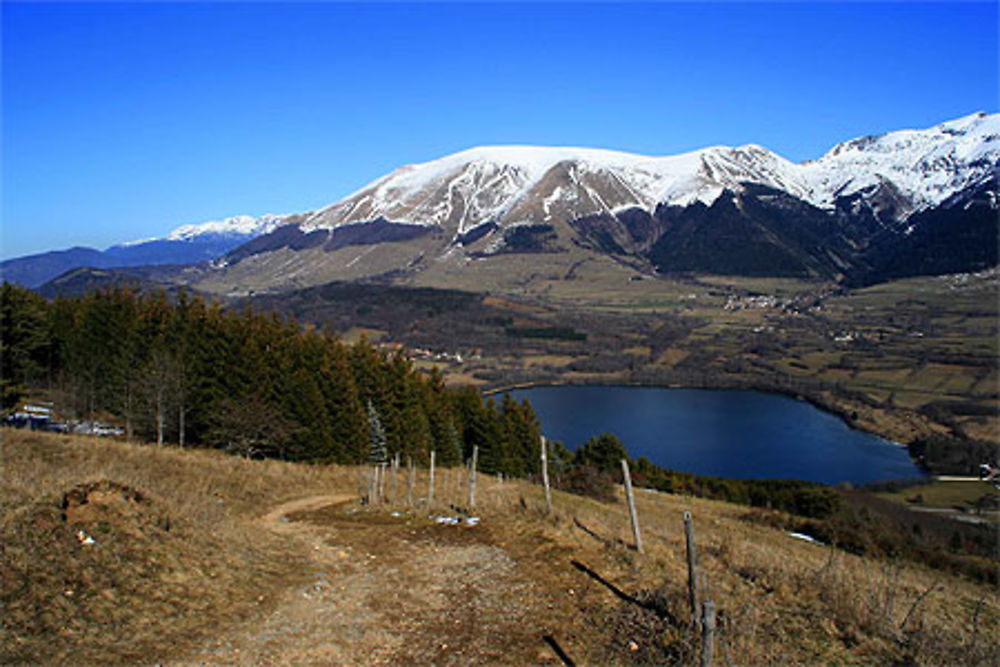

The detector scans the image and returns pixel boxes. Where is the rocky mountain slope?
[200,112,998,294]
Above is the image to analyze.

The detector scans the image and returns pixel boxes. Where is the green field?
[876,480,999,518]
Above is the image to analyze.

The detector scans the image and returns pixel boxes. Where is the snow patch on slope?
[285,112,1000,241]
[165,214,285,241]
[117,214,286,249]
[799,111,1000,211]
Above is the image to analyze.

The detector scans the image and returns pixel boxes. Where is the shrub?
[558,464,617,503]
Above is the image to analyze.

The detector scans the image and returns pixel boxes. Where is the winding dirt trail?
[177,496,579,666]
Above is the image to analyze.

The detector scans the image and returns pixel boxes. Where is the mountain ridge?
[1,214,283,287]
[296,111,998,237]
[6,112,998,291]
[205,112,996,291]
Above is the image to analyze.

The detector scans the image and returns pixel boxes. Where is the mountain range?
[1,215,281,288]
[6,112,998,293]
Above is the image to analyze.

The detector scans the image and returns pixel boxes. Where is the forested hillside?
[0,283,542,473]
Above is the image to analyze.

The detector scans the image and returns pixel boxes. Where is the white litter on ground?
[429,515,480,527]
[788,532,824,546]
[76,530,96,546]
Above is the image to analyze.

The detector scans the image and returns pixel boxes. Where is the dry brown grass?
[1,430,357,665]
[465,478,1000,665]
[2,431,997,665]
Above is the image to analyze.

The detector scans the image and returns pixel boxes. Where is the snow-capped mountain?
[294,111,997,240]
[800,112,999,212]
[125,214,285,245]
[3,214,286,288]
[9,112,998,292]
[298,143,808,238]
[216,112,996,289]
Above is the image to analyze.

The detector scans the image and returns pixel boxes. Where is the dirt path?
[177,497,578,666]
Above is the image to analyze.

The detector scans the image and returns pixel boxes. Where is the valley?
[244,266,999,462]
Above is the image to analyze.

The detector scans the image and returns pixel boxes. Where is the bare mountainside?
[190,112,999,296]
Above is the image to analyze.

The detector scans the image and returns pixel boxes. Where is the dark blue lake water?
[506,386,924,484]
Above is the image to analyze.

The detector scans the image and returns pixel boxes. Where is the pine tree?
[282,367,334,462]
[501,395,542,476]
[324,343,367,463]
[0,283,51,409]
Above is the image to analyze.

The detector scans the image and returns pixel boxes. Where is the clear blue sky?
[3,2,997,259]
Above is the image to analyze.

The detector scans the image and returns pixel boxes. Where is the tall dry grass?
[1,430,357,664]
[453,474,999,665]
[2,430,357,520]
[2,430,997,665]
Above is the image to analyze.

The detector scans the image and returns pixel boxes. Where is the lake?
[506,385,924,484]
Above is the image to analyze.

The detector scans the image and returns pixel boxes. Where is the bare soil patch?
[179,499,596,665]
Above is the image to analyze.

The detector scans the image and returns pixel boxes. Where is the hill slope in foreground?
[2,432,997,665]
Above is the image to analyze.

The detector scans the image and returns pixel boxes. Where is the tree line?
[0,282,542,472]
[547,432,842,519]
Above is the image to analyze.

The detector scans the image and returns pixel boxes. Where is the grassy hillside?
[1,431,354,664]
[2,431,997,665]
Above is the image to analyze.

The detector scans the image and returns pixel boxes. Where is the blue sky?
[2,2,997,259]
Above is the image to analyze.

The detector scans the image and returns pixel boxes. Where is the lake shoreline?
[483,376,930,480]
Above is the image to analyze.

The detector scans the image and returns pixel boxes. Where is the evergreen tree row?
[1,283,542,472]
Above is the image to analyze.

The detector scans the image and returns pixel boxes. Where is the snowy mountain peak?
[114,214,286,249]
[820,111,999,161]
[164,214,284,242]
[297,112,997,239]
[301,142,819,235]
[802,112,1000,210]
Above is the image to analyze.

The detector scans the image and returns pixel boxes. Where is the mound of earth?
[1,479,288,665]
[60,479,172,538]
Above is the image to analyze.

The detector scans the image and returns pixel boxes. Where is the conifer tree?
[1,284,555,474]
[0,283,51,409]
[324,343,367,462]
[283,367,334,462]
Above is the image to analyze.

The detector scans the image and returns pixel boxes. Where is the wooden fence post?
[468,445,478,509]
[700,600,716,667]
[379,462,387,503]
[428,450,436,508]
[358,467,367,504]
[621,459,642,553]
[369,464,378,504]
[407,456,414,507]
[684,511,700,626]
[390,453,399,506]
[541,436,552,515]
